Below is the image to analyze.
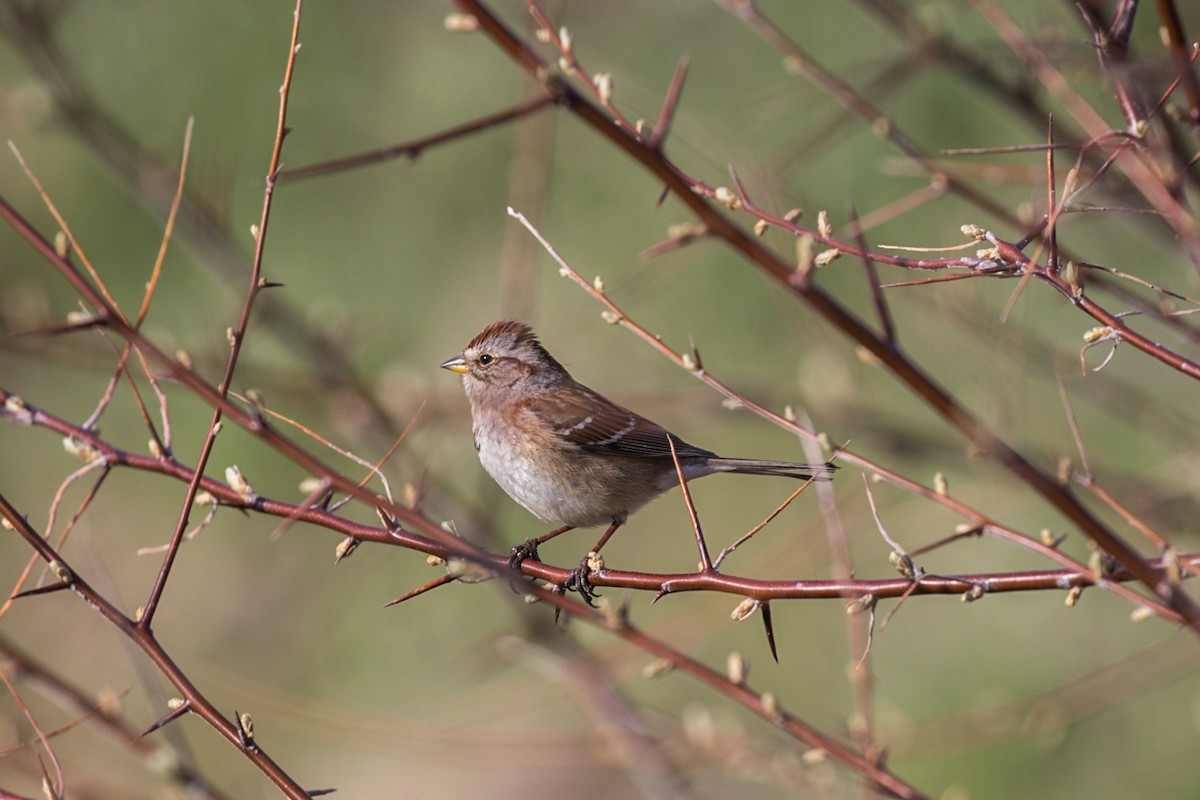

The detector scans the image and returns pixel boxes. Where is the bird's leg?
[565,519,623,606]
[591,522,622,554]
[509,525,574,569]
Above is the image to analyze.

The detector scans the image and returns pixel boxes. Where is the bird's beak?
[440,355,469,374]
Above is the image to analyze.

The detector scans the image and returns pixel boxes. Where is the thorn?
[375,505,402,532]
[688,333,704,373]
[136,699,191,740]
[653,577,683,604]
[549,583,568,628]
[13,317,108,337]
[761,601,779,663]
[648,56,689,150]
[244,390,269,431]
[334,536,359,564]
[9,582,72,601]
[382,574,456,607]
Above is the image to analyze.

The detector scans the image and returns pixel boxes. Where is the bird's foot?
[508,539,541,570]
[564,551,604,607]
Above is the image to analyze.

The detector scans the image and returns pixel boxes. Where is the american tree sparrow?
[442,321,836,599]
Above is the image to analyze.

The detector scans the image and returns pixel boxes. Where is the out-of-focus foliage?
[1,2,1198,798]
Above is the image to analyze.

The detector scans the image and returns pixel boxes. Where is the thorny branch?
[0,492,314,800]
[2,2,1199,797]
[503,207,1177,618]
[7,385,1188,606]
[452,0,1200,633]
[140,0,304,630]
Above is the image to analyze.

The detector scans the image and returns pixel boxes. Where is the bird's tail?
[708,458,838,481]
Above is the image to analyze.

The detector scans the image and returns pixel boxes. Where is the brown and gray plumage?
[441,321,836,532]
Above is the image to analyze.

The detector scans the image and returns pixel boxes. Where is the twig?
[666,433,712,571]
[847,202,896,347]
[140,2,305,629]
[0,493,313,799]
[279,95,557,182]
[501,206,1170,618]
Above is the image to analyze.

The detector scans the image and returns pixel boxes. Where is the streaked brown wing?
[526,384,716,460]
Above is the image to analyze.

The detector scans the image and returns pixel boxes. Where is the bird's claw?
[564,552,602,606]
[508,539,540,570]
[564,566,598,606]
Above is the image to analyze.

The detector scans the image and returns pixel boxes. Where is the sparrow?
[442,320,835,600]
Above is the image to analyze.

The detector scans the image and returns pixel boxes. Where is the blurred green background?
[2,1,1199,798]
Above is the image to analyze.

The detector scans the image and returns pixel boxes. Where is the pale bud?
[443,13,478,32]
[802,748,828,764]
[714,186,741,209]
[643,658,675,678]
[595,73,613,104]
[49,560,72,583]
[1130,606,1154,623]
[730,597,759,621]
[225,465,255,500]
[238,712,255,744]
[727,651,748,685]
[761,692,781,720]
[298,476,325,494]
[814,248,840,267]
[63,436,101,462]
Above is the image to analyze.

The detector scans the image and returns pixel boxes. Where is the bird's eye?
[478,353,494,366]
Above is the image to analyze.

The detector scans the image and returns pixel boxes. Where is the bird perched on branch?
[442,320,836,601]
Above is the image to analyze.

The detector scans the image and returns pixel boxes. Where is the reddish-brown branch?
[714,0,1015,227]
[508,193,1176,620]
[666,433,712,571]
[1153,0,1200,123]
[279,94,557,182]
[846,202,896,346]
[451,0,1200,632]
[0,635,232,800]
[611,619,928,799]
[4,385,1191,613]
[0,2,407,445]
[0,492,312,799]
[975,0,1200,270]
[647,57,689,151]
[140,0,302,631]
